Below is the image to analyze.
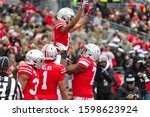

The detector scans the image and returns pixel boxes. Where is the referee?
[0,56,23,100]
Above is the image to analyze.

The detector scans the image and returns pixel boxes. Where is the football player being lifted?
[54,0,94,64]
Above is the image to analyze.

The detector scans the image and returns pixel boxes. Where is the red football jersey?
[36,61,66,100]
[72,56,97,98]
[53,20,71,47]
[18,64,39,100]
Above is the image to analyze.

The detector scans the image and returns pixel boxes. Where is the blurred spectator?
[93,11,103,26]
[144,58,150,99]
[114,48,125,67]
[97,3,110,19]
[116,74,141,100]
[44,11,54,26]
[101,44,116,67]
[23,1,36,13]
[125,56,148,99]
[0,44,9,57]
[15,47,25,63]
[8,54,16,75]
[94,55,117,100]
[101,22,115,41]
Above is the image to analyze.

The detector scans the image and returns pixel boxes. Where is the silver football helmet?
[25,49,44,69]
[57,7,75,22]
[41,44,57,60]
[83,43,100,61]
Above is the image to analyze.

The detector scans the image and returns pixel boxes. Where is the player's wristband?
[86,7,91,15]
[61,50,67,59]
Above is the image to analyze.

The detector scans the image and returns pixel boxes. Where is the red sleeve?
[78,58,90,69]
[58,65,66,81]
[18,65,32,78]
[146,80,150,91]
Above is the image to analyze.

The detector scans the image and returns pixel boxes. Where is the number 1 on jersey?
[42,71,48,90]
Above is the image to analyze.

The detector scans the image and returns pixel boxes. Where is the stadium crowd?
[0,0,150,100]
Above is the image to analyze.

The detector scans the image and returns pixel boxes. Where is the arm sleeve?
[18,66,32,78]
[102,69,113,82]
[78,58,90,69]
[59,65,66,81]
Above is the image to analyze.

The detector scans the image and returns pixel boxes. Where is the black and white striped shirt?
[0,73,23,100]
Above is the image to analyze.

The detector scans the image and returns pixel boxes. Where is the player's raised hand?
[86,2,94,15]
[81,0,89,10]
[89,2,94,10]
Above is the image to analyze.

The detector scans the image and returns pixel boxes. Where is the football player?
[36,44,68,100]
[17,49,44,100]
[54,0,94,52]
[63,43,100,100]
